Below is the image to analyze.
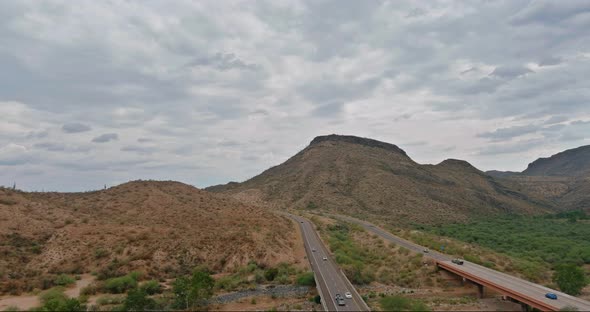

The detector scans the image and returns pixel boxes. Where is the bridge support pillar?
[476,283,484,299]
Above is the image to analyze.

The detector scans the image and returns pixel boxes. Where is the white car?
[322,256,328,261]
[344,292,352,299]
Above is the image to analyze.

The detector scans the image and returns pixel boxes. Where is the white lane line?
[300,219,338,311]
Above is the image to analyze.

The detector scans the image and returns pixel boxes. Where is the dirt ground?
[210,295,320,311]
[0,274,95,311]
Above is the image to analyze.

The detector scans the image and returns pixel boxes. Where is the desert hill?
[208,135,550,225]
[486,145,590,212]
[0,180,299,295]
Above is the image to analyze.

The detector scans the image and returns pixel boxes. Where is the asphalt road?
[336,214,590,311]
[289,214,370,311]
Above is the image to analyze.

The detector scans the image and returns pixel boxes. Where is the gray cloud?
[187,53,261,71]
[33,142,66,151]
[489,66,534,79]
[538,56,563,67]
[0,1,589,190]
[478,139,543,155]
[510,1,590,25]
[92,133,119,143]
[478,125,539,141]
[62,123,92,133]
[121,145,157,155]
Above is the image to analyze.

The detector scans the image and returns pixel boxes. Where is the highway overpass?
[336,214,590,312]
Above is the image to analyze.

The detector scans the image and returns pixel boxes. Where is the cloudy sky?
[1,0,589,191]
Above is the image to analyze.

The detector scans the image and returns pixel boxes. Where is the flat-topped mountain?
[208,135,549,225]
[0,180,299,295]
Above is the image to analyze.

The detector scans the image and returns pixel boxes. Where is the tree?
[190,268,215,306]
[554,264,588,295]
[172,276,191,310]
[173,267,215,309]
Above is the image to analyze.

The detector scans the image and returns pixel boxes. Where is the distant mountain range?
[486,145,590,212]
[207,134,552,225]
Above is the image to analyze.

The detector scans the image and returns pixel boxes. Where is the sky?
[1,0,589,191]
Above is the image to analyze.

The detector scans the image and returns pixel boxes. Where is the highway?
[336,214,590,312]
[289,214,370,311]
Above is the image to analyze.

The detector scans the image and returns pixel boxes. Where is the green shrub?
[40,287,67,304]
[105,275,138,294]
[264,268,279,281]
[38,287,85,312]
[54,274,75,286]
[554,264,588,295]
[123,287,156,311]
[96,295,125,306]
[140,280,162,295]
[296,272,315,286]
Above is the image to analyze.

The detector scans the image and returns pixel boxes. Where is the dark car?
[335,294,345,306]
[545,293,558,300]
[452,259,464,265]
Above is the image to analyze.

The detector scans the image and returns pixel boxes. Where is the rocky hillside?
[208,135,550,225]
[487,145,590,212]
[523,145,590,177]
[0,181,299,295]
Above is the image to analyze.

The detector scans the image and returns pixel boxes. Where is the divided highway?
[336,214,590,312]
[289,214,370,311]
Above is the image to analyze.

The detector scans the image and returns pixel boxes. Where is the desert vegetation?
[312,217,437,288]
[424,212,590,293]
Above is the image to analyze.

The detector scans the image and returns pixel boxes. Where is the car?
[322,256,328,261]
[345,292,352,299]
[423,248,429,253]
[312,248,316,252]
[452,259,464,265]
[335,294,345,306]
[545,293,558,300]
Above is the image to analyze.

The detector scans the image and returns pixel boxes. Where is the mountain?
[208,134,550,225]
[0,181,299,295]
[488,145,590,212]
[523,145,590,177]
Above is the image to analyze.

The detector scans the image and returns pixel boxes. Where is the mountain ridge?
[208,134,550,225]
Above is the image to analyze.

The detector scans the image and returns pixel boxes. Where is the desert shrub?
[94,248,109,259]
[40,287,67,304]
[140,280,162,295]
[104,274,138,294]
[54,274,75,286]
[37,287,85,311]
[295,272,315,286]
[80,284,99,296]
[96,295,126,306]
[264,268,279,281]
